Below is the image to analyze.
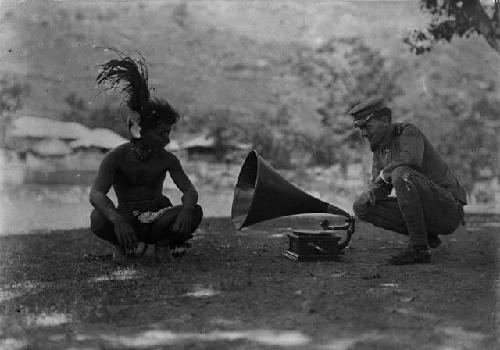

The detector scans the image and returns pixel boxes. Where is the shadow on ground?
[0,216,498,349]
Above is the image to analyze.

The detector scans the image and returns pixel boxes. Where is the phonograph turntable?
[231,150,355,261]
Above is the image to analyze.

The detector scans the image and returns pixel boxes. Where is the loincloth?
[117,195,173,235]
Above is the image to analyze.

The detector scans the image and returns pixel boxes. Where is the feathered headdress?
[97,49,158,139]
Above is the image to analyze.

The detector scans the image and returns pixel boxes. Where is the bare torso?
[113,144,169,202]
[92,142,192,204]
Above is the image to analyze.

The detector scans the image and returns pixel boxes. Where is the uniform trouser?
[353,166,464,246]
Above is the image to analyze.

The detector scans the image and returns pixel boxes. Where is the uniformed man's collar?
[378,124,396,151]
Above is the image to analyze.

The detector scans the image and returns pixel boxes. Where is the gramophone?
[231,150,355,261]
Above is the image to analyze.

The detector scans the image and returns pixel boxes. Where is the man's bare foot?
[154,241,171,263]
[112,243,148,262]
[112,245,127,262]
[133,242,148,257]
[171,243,189,258]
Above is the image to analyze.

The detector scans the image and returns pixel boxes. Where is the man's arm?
[379,124,424,182]
[168,154,198,210]
[168,154,199,234]
[369,154,392,198]
[89,150,137,251]
[89,152,121,222]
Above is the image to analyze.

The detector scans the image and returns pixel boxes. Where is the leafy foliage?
[61,92,128,138]
[398,63,500,192]
[172,3,189,28]
[181,38,404,170]
[436,91,499,191]
[288,38,402,171]
[0,74,29,115]
[405,0,500,54]
[438,112,498,192]
[0,75,30,144]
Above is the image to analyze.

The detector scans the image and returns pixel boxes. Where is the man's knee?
[391,167,429,197]
[147,204,203,243]
[90,209,112,234]
[90,209,117,243]
[353,196,371,221]
[192,204,203,229]
[165,205,203,245]
[159,204,203,230]
[390,166,413,186]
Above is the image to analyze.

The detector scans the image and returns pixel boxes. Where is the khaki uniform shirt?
[370,123,467,205]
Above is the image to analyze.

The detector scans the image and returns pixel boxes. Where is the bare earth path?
[0,216,498,349]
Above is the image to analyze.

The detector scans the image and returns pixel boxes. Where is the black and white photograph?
[0,0,499,349]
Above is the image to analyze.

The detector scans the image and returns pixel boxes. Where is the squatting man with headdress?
[350,97,467,265]
[90,51,203,260]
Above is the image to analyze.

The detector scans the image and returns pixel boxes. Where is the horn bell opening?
[231,150,259,229]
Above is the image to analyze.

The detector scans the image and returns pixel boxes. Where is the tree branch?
[463,0,500,53]
[494,3,500,37]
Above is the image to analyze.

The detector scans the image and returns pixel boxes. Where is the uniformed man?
[350,97,467,264]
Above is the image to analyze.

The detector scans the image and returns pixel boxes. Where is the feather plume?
[96,48,150,114]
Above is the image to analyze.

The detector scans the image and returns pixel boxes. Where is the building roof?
[166,140,181,151]
[69,128,127,150]
[32,138,72,156]
[9,116,90,140]
[181,133,250,150]
[181,134,215,149]
[9,116,128,151]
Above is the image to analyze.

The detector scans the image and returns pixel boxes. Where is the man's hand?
[172,207,194,235]
[358,190,377,206]
[374,171,390,185]
[373,175,383,184]
[113,219,138,253]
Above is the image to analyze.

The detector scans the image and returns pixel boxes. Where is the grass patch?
[0,217,498,349]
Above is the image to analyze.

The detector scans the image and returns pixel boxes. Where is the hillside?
[1,0,499,149]
[0,0,491,117]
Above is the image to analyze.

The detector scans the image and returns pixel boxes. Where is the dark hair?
[141,98,180,130]
[97,49,180,129]
[372,107,392,123]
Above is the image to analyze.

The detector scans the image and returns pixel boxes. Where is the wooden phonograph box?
[284,219,355,261]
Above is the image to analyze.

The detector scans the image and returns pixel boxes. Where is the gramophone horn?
[231,150,349,229]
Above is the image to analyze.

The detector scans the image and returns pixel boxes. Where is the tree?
[61,92,128,138]
[289,37,402,173]
[400,69,500,192]
[405,0,500,55]
[0,75,28,114]
[172,3,189,28]
[185,107,248,162]
[0,75,30,145]
[437,108,499,193]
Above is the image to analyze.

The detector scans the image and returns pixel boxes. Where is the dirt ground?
[0,215,498,350]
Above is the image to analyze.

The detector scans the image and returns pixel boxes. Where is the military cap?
[348,97,386,128]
